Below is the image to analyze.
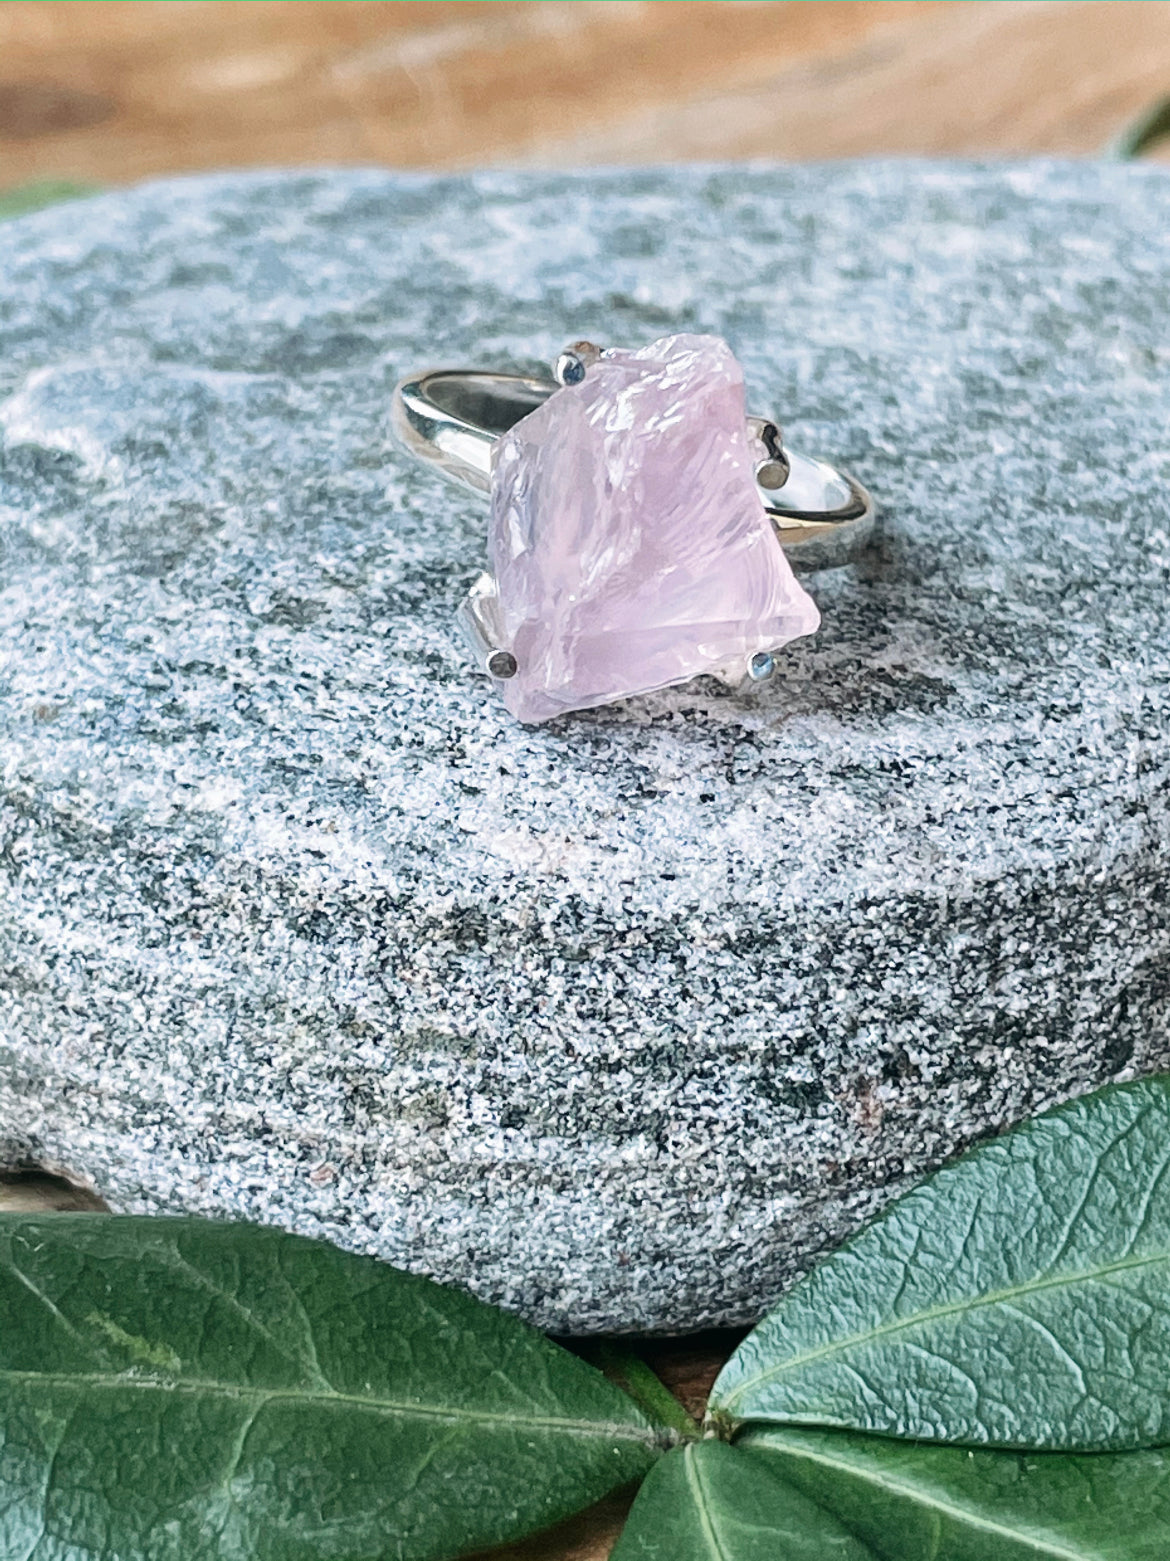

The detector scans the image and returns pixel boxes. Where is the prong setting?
[487,650,518,680]
[754,421,791,491]
[457,571,519,679]
[554,340,603,387]
[396,334,874,720]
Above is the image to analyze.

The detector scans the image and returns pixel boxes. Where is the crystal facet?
[487,333,820,723]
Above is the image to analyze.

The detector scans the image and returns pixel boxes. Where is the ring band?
[393,367,874,572]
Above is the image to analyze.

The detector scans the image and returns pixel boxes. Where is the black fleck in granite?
[1,164,1168,1333]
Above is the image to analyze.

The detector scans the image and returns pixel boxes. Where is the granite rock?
[0,163,1168,1334]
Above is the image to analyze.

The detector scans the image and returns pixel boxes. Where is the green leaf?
[0,1215,664,1561]
[0,179,98,220]
[710,1076,1170,1449]
[609,1440,874,1561]
[611,1432,1170,1561]
[744,1427,1170,1560]
[1109,95,1170,159]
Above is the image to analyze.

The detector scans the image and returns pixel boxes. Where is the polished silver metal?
[754,421,791,491]
[554,339,603,387]
[392,361,874,572]
[487,649,518,680]
[456,570,511,675]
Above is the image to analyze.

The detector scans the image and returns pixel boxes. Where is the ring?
[393,332,874,723]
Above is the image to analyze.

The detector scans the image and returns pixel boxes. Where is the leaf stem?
[595,1342,700,1442]
[703,1407,737,1443]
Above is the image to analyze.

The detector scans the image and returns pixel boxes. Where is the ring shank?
[392,369,874,568]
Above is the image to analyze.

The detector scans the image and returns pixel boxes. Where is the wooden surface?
[1,0,1169,194]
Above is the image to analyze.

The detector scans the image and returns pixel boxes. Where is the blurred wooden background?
[1,0,1170,193]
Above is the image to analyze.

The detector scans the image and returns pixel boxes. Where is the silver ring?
[392,333,875,723]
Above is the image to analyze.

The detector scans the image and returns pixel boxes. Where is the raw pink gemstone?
[489,333,820,723]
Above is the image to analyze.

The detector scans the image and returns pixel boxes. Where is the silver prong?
[757,457,790,490]
[554,340,603,387]
[456,572,518,678]
[487,650,518,680]
[753,421,790,491]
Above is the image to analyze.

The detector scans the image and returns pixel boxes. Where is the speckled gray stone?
[1,163,1168,1334]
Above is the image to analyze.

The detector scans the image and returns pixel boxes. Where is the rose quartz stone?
[489,332,820,723]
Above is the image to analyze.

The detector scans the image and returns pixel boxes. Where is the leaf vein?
[748,1437,1094,1561]
[2,1259,109,1369]
[0,1368,659,1445]
[997,1304,1088,1396]
[720,1245,1170,1414]
[684,1446,730,1561]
